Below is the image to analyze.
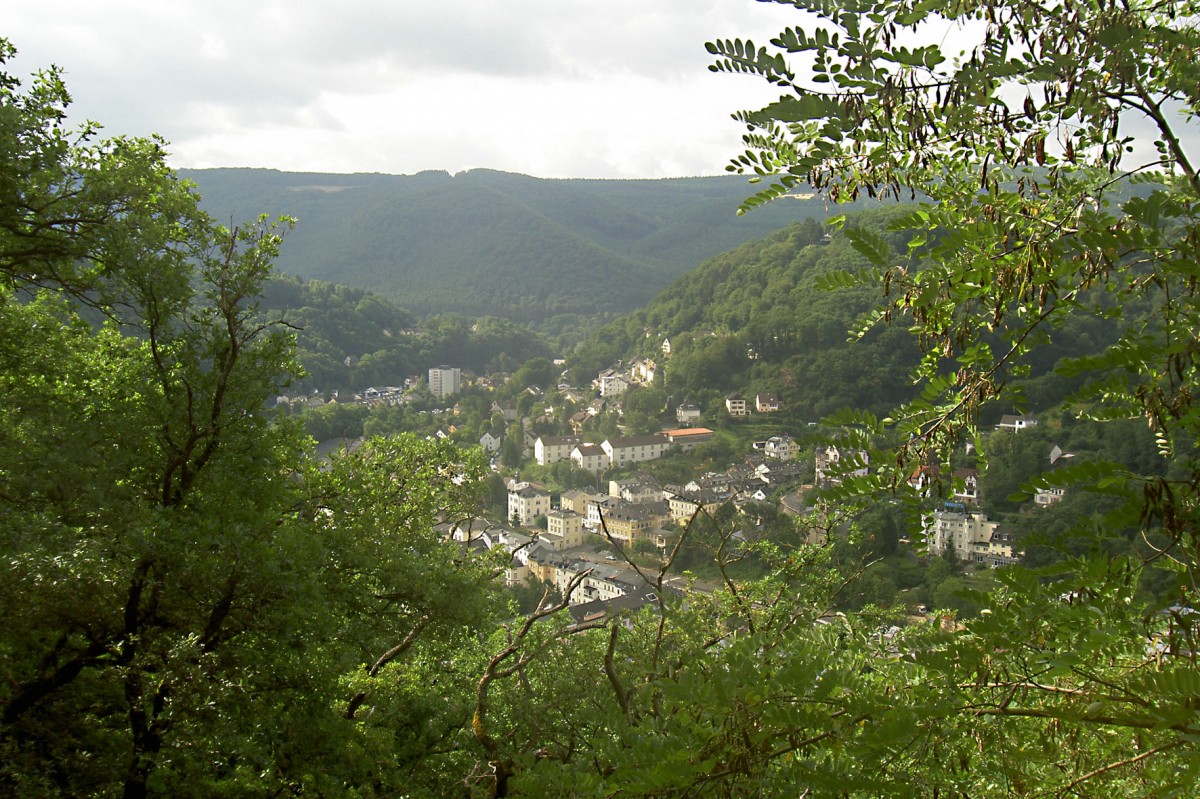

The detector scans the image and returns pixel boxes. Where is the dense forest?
[182,166,845,340]
[6,0,1200,795]
[573,206,1132,424]
[259,274,550,392]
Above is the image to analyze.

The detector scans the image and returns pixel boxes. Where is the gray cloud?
[3,1,806,177]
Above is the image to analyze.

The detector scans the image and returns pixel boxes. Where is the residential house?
[814,446,869,487]
[755,393,782,413]
[585,496,621,530]
[568,564,636,606]
[675,402,701,425]
[907,464,942,494]
[491,401,518,422]
[661,337,672,356]
[668,488,731,523]
[535,435,581,466]
[753,460,807,486]
[602,434,670,469]
[1035,446,1072,506]
[925,509,1020,567]
[631,357,657,385]
[571,443,609,475]
[608,477,663,503]
[997,413,1039,432]
[952,468,980,505]
[1035,486,1066,506]
[508,485,551,528]
[755,434,796,460]
[560,489,605,516]
[725,393,749,417]
[597,369,630,398]
[568,586,671,624]
[560,387,590,405]
[457,524,535,586]
[478,428,504,454]
[545,509,585,548]
[596,500,672,545]
[568,410,590,434]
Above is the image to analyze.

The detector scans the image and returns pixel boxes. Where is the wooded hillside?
[182,167,840,333]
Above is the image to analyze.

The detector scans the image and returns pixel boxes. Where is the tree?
[501,422,525,468]
[0,42,501,797]
[698,0,1200,792]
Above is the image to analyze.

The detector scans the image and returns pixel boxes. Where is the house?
[534,435,581,466]
[571,443,609,475]
[560,489,605,516]
[631,357,657,385]
[602,434,671,469]
[907,464,942,494]
[564,563,637,606]
[478,428,504,454]
[597,369,630,398]
[1035,486,1066,506]
[668,488,731,523]
[568,586,671,624]
[814,446,869,487]
[755,434,795,460]
[925,510,1020,567]
[544,509,585,549]
[997,413,1038,432]
[755,393,782,413]
[587,398,608,416]
[753,460,807,486]
[508,485,551,528]
[491,401,518,422]
[664,427,714,451]
[608,477,663,503]
[595,499,672,545]
[675,402,701,425]
[1035,446,1072,506]
[661,337,672,356]
[952,468,980,505]
[585,496,622,529]
[725,393,749,416]
[568,410,590,434]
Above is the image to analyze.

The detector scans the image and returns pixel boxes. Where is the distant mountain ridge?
[181,168,835,330]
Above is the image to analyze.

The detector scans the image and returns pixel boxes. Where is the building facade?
[428,366,462,398]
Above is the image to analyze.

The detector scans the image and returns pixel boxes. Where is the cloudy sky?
[5,1,807,179]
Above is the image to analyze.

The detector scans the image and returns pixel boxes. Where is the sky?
[4,1,807,179]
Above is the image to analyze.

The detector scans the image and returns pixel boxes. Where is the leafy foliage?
[0,41,503,797]
[690,0,1200,792]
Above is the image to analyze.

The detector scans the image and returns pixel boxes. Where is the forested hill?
[180,168,834,332]
[258,274,551,392]
[573,206,1123,421]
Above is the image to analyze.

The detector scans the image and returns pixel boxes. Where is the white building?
[598,372,630,397]
[676,402,701,425]
[814,446,869,487]
[602,434,671,469]
[428,366,462,398]
[508,486,551,528]
[760,435,796,460]
[535,435,581,466]
[571,444,609,475]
